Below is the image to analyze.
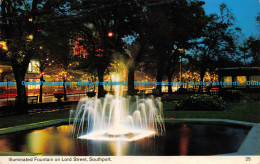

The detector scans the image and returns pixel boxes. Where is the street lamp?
[178,48,184,88]
[108,32,114,38]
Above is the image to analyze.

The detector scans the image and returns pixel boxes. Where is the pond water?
[0,123,250,156]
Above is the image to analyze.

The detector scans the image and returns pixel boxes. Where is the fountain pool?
[0,122,251,155]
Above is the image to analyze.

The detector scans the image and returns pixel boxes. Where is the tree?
[46,22,75,100]
[124,38,148,95]
[1,0,74,110]
[70,0,144,97]
[239,14,260,67]
[32,45,48,103]
[257,12,260,33]
[140,0,207,93]
[1,0,49,112]
[192,4,241,92]
[239,37,260,66]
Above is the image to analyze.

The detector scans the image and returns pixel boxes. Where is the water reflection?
[179,124,191,155]
[0,138,12,151]
[27,125,77,155]
[109,142,129,156]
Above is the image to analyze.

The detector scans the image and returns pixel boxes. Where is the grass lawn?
[0,110,70,129]
[0,101,259,129]
[164,101,260,123]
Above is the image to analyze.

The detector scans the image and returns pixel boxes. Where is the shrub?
[220,90,245,98]
[175,94,225,111]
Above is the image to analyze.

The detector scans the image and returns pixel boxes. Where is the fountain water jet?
[70,74,165,142]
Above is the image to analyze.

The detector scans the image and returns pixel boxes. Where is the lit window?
[249,76,260,88]
[236,76,246,88]
[27,60,40,73]
[223,76,232,88]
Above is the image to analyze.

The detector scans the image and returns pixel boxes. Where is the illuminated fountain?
[70,74,165,142]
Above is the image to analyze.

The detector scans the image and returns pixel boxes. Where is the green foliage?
[189,3,241,92]
[220,90,245,98]
[239,36,260,66]
[175,94,225,111]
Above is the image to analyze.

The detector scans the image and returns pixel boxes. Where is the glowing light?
[0,41,8,51]
[39,46,43,50]
[79,127,155,142]
[28,35,33,40]
[28,60,40,73]
[178,48,184,52]
[108,32,114,37]
[28,18,33,22]
[74,40,88,57]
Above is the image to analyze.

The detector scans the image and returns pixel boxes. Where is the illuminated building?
[218,67,260,90]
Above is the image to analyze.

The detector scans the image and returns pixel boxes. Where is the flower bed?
[175,94,225,111]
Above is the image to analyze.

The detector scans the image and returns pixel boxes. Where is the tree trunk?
[63,76,67,101]
[127,62,135,96]
[199,70,205,92]
[12,55,30,114]
[167,73,173,93]
[14,70,28,114]
[156,65,163,94]
[39,74,43,103]
[97,66,105,98]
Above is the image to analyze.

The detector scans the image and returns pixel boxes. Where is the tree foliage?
[191,4,241,91]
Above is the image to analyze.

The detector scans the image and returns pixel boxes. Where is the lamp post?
[178,48,184,88]
[107,31,114,95]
